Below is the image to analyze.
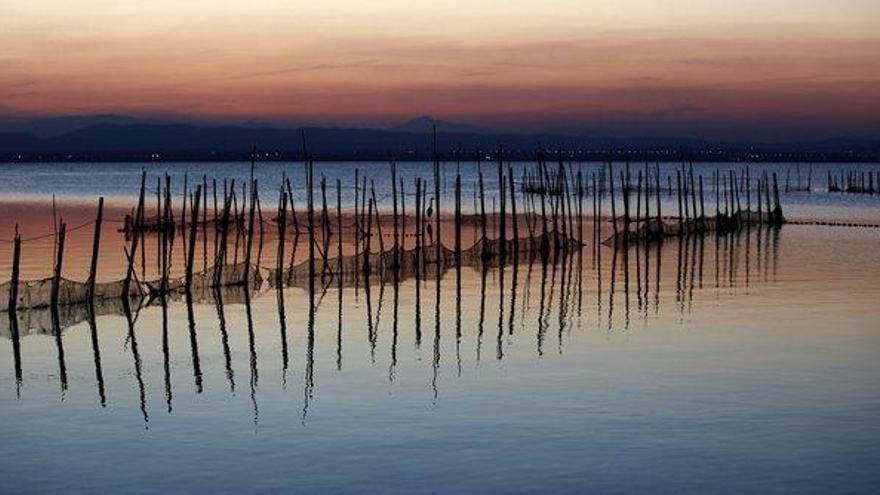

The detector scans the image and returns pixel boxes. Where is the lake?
[1,161,879,494]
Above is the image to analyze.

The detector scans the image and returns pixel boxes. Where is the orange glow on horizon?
[2,1,879,136]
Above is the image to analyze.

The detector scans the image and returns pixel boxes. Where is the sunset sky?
[2,0,879,139]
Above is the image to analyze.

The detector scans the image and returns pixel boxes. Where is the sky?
[2,0,879,140]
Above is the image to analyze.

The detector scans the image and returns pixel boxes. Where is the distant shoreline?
[2,153,879,164]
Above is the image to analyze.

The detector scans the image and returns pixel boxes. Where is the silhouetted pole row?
[592,162,786,248]
[4,147,808,317]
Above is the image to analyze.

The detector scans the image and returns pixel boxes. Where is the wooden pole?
[307,159,316,303]
[161,175,172,293]
[87,197,105,301]
[509,167,519,261]
[734,170,742,215]
[243,178,257,286]
[757,176,763,224]
[636,171,643,228]
[643,164,649,228]
[591,172,597,244]
[682,166,690,221]
[354,168,360,248]
[213,178,220,263]
[400,178,406,254]
[284,177,300,236]
[124,172,146,297]
[577,168,584,248]
[213,184,232,286]
[360,175,368,256]
[497,146,506,262]
[746,166,751,217]
[321,175,331,276]
[391,162,399,269]
[689,165,698,224]
[364,197,373,276]
[337,179,343,283]
[415,177,422,272]
[370,181,386,269]
[478,169,487,259]
[454,168,462,267]
[655,164,661,223]
[52,221,67,307]
[609,162,618,240]
[676,169,683,233]
[9,227,21,312]
[699,176,705,222]
[255,181,265,270]
[231,186,241,267]
[728,170,735,218]
[156,176,162,276]
[276,186,287,288]
[434,125,442,277]
[772,172,781,225]
[180,173,188,263]
[203,175,208,274]
[186,185,202,289]
[621,170,630,242]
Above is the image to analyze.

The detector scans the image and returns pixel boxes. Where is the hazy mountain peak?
[392,115,493,135]
[22,114,141,138]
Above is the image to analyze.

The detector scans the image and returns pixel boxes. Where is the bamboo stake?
[509,166,519,262]
[655,164,661,223]
[454,168,462,268]
[124,172,146,297]
[255,181,265,270]
[609,162,618,240]
[9,227,21,311]
[364,197,373,276]
[400,178,406,254]
[203,175,208,274]
[321,175,331,276]
[415,177,423,273]
[370,181,386,270]
[52,221,67,307]
[434,126,442,278]
[307,157,316,305]
[337,179,343,284]
[87,197,104,301]
[180,174,188,263]
[243,178,257,286]
[478,169,487,259]
[276,186,287,288]
[497,146,506,263]
[391,162,399,270]
[185,186,202,289]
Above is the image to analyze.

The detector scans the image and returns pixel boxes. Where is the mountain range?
[0,115,877,162]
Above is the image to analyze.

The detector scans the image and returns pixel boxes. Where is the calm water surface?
[1,161,879,223]
[1,225,879,494]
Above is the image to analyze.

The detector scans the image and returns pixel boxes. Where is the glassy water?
[1,161,879,223]
[1,226,879,493]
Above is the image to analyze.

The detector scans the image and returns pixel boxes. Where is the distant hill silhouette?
[0,119,590,160]
[391,115,492,135]
[0,115,877,162]
[22,114,147,138]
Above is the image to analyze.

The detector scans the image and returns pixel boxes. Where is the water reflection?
[51,303,67,395]
[122,297,148,424]
[161,295,172,413]
[3,226,791,420]
[185,290,203,394]
[86,302,106,406]
[245,290,259,426]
